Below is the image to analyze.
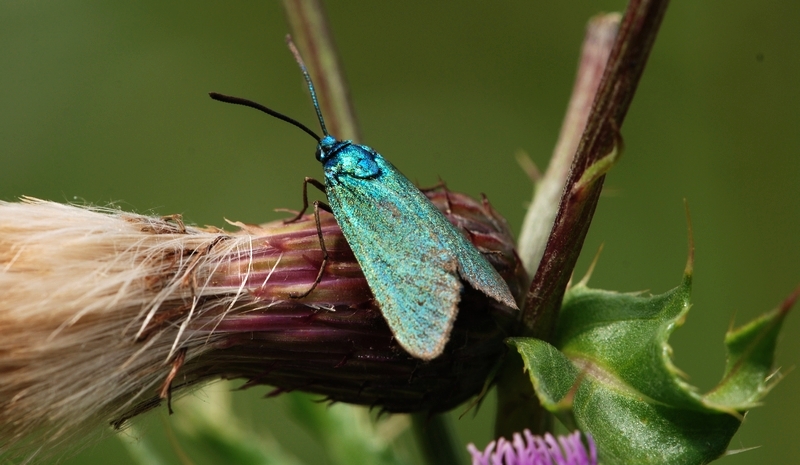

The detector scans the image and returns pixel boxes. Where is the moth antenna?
[208,92,321,143]
[286,34,330,137]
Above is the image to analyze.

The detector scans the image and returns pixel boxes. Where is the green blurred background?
[1,1,798,463]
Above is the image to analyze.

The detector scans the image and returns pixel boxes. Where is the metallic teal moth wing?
[320,136,518,360]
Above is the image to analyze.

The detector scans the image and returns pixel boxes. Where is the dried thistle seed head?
[0,190,525,459]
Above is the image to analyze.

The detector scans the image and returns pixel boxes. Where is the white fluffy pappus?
[0,198,258,460]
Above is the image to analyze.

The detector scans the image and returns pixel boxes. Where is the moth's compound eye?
[315,146,324,162]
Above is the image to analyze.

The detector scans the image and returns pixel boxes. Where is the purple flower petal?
[468,430,597,465]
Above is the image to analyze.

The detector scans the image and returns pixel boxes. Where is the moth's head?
[316,135,353,163]
[315,135,336,162]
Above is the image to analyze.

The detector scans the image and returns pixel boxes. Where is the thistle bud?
[184,190,526,411]
[0,190,525,456]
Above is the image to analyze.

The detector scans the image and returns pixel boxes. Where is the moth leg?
[290,200,333,299]
[281,177,326,224]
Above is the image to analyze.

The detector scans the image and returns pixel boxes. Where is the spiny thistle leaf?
[509,272,793,464]
[703,292,794,408]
